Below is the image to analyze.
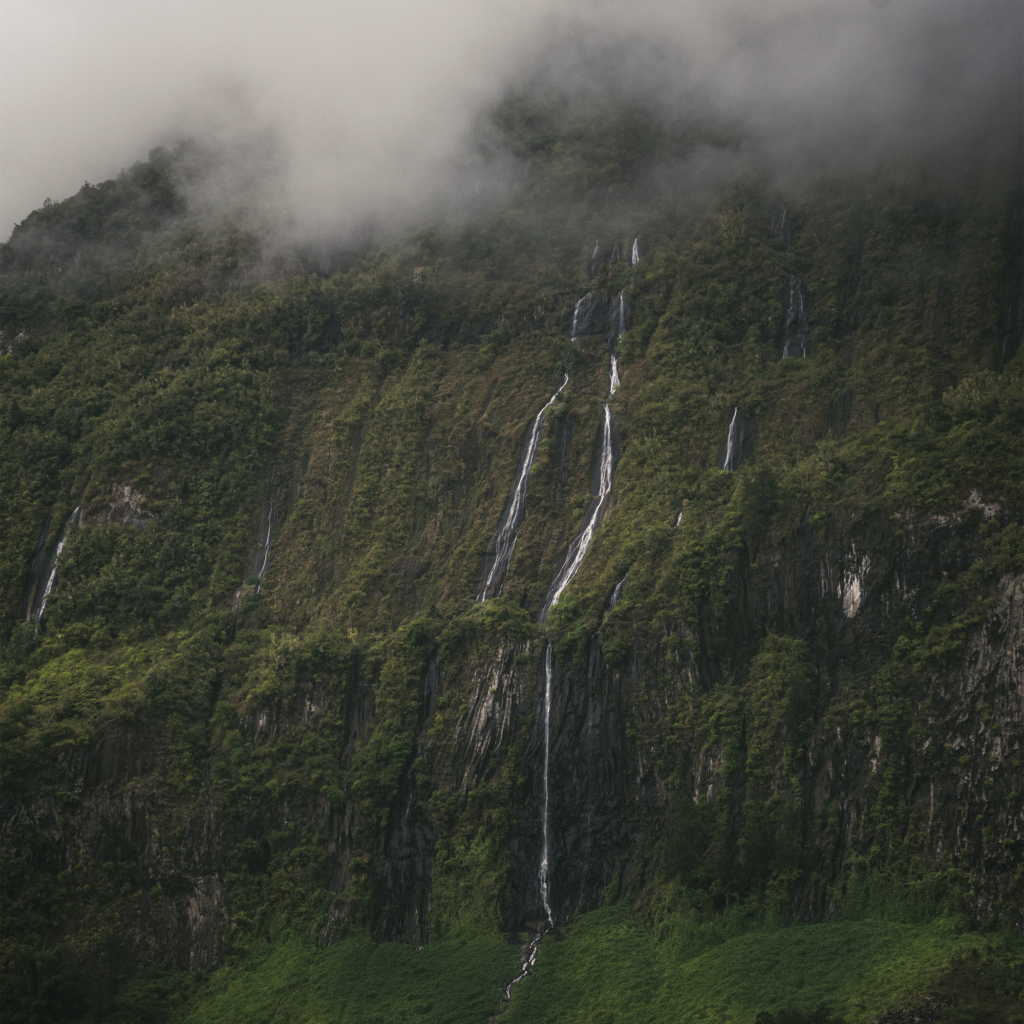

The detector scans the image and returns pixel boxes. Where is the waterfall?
[501,645,555,1001]
[539,642,555,924]
[631,238,640,266]
[722,407,741,471]
[502,932,544,1001]
[569,294,591,342]
[609,290,626,395]
[254,487,278,594]
[570,298,582,340]
[720,406,754,471]
[540,403,614,620]
[35,507,80,626]
[246,483,280,627]
[782,275,809,357]
[479,375,569,601]
[609,576,626,609]
[675,510,683,527]
[501,643,556,1000]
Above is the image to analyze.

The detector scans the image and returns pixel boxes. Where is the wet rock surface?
[3,504,1021,964]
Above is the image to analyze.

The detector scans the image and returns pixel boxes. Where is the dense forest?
[1,93,1021,1023]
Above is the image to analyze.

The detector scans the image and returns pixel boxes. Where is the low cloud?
[2,0,1019,239]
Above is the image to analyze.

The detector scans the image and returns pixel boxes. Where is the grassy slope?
[159,907,1022,1024]
[502,906,1022,1024]
[168,933,520,1024]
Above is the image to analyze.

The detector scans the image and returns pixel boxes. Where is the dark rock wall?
[2,503,1021,967]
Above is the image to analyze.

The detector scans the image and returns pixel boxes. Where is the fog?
[1,0,1019,239]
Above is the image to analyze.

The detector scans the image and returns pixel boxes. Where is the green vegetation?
[0,96,1021,1021]
[501,904,1022,1024]
[174,931,521,1024]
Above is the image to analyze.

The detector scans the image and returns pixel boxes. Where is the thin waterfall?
[540,403,614,620]
[502,932,544,1001]
[246,483,280,628]
[609,576,626,609]
[506,282,620,1004]
[539,642,555,924]
[254,486,278,594]
[479,375,569,601]
[631,238,640,266]
[502,642,556,1001]
[609,290,625,395]
[782,275,809,357]
[35,506,80,626]
[722,407,741,471]
[569,296,588,341]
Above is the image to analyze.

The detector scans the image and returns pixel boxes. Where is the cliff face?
[364,515,1023,941]
[5,515,1019,969]
[1,129,1021,997]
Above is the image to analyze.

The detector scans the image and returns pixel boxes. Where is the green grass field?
[172,932,520,1024]
[153,906,1020,1024]
[501,905,1020,1023]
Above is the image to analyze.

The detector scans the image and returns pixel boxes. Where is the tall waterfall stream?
[539,642,555,925]
[255,491,277,594]
[782,275,809,358]
[723,406,741,471]
[35,506,80,629]
[501,262,635,1005]
[246,482,280,628]
[540,402,614,621]
[479,375,569,601]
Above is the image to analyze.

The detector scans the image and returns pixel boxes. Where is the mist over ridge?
[2,0,1020,242]
[2,0,1023,1015]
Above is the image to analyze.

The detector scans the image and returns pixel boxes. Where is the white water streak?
[569,296,587,341]
[541,403,614,619]
[36,506,80,626]
[255,490,278,594]
[723,406,740,471]
[631,239,640,266]
[609,576,626,609]
[479,375,569,601]
[502,931,544,1001]
[783,275,809,358]
[539,642,554,925]
[609,290,625,396]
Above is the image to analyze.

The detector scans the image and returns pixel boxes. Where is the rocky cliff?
[0,121,1021,1013]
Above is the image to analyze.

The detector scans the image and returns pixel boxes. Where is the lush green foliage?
[172,932,521,1024]
[501,904,1022,1024]
[0,98,1020,1022]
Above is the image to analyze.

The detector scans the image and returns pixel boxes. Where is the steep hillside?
[1,108,1021,1022]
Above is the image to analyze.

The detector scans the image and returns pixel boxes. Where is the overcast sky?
[1,0,1019,239]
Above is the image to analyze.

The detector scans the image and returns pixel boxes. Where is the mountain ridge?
[1,115,1021,1021]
